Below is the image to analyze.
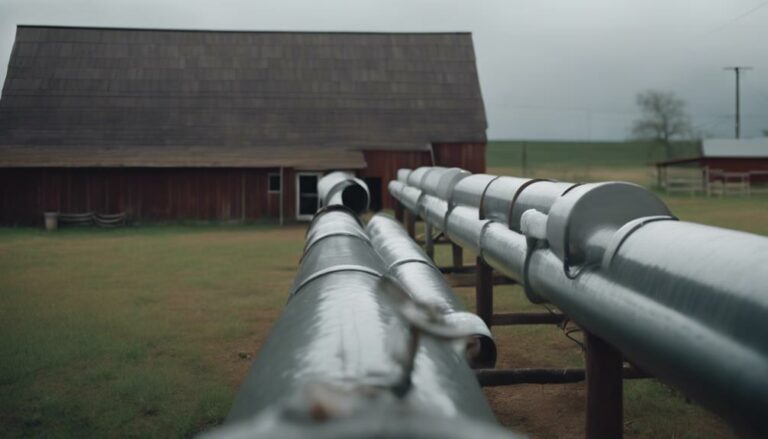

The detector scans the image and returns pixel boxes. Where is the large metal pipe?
[390,167,768,437]
[444,205,488,255]
[478,176,530,226]
[450,173,496,210]
[218,190,516,437]
[317,171,370,214]
[388,180,422,216]
[525,223,768,436]
[366,213,497,368]
[421,167,470,201]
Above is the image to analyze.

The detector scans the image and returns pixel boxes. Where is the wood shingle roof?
[0,26,486,167]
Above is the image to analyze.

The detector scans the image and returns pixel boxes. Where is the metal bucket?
[43,212,58,231]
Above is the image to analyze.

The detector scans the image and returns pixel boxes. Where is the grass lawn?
[1,141,765,438]
[0,225,306,437]
[487,140,699,187]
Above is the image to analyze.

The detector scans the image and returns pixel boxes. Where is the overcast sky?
[0,0,766,140]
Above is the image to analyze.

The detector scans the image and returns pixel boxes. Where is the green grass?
[0,225,305,438]
[487,140,700,169]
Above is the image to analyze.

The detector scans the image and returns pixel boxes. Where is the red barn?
[0,26,487,224]
[656,139,768,194]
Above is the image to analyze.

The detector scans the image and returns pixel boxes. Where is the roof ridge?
[16,25,472,35]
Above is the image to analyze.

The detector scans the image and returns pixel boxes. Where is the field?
[1,141,766,438]
[487,140,700,169]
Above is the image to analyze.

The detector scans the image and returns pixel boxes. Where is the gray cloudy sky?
[1,0,766,140]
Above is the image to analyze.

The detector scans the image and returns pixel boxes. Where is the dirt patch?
[210,310,277,388]
[485,321,588,438]
[486,383,586,438]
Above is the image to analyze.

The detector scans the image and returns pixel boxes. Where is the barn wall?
[431,142,486,174]
[703,158,768,182]
[0,167,285,225]
[0,145,487,225]
[358,150,433,210]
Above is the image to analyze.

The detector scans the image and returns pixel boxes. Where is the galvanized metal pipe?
[421,167,470,201]
[317,171,370,214]
[449,173,496,210]
[390,167,768,436]
[525,227,768,436]
[220,174,516,438]
[366,213,497,368]
[388,180,422,216]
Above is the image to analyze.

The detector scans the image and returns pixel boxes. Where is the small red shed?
[656,138,768,194]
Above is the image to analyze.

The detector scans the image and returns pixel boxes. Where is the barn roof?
[656,138,768,167]
[0,25,486,168]
[702,138,768,158]
[0,145,365,169]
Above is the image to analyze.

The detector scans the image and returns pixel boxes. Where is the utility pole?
[724,66,752,138]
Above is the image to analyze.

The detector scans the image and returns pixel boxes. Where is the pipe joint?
[545,182,671,272]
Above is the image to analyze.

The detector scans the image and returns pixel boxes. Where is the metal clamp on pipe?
[509,180,578,233]
[600,215,677,270]
[480,176,530,225]
[450,173,497,210]
[545,182,672,275]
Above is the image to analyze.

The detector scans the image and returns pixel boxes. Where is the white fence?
[659,167,768,197]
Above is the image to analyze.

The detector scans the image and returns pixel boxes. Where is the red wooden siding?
[0,144,486,224]
[0,168,282,225]
[358,145,484,211]
[432,143,486,174]
[358,150,433,210]
[703,158,768,182]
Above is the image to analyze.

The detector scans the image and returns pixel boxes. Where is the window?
[268,173,281,193]
[296,173,320,219]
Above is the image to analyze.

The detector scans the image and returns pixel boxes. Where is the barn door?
[296,172,321,220]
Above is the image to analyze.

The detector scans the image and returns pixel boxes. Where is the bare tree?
[632,90,692,159]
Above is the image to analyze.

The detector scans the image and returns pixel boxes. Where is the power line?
[708,1,768,33]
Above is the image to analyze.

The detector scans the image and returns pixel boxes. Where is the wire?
[708,0,768,34]
[561,318,584,351]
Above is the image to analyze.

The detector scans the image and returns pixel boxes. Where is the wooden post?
[492,312,565,326]
[452,243,463,268]
[475,257,493,327]
[404,210,416,238]
[424,222,434,260]
[585,332,624,439]
[656,164,662,189]
[476,366,648,387]
[241,171,246,222]
[279,166,284,226]
[395,201,404,223]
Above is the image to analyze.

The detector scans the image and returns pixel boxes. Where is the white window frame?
[295,172,322,221]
